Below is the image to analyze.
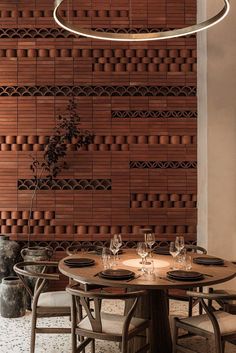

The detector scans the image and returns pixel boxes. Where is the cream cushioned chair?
[173,291,236,353]
[66,284,150,353]
[14,261,71,353]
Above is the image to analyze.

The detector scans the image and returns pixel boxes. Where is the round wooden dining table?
[59,249,236,353]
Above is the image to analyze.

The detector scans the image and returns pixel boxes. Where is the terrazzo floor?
[0,300,236,353]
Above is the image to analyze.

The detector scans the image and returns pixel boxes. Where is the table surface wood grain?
[59,249,236,289]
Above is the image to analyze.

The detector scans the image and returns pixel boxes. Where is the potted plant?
[21,98,94,262]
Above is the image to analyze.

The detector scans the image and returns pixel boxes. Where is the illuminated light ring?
[53,0,230,42]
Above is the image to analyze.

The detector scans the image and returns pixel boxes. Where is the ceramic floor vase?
[0,235,20,283]
[0,276,26,318]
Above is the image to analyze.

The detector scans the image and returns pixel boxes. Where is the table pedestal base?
[127,289,172,353]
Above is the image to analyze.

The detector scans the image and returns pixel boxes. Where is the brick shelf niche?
[0,0,197,245]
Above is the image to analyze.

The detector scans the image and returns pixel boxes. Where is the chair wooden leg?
[71,296,77,353]
[121,336,128,353]
[146,327,150,353]
[30,309,37,353]
[215,334,223,353]
[188,297,193,317]
[199,287,203,315]
[221,340,226,353]
[90,339,95,353]
[172,320,179,353]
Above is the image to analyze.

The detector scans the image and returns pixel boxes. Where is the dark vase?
[0,276,26,318]
[0,235,20,283]
[20,246,53,310]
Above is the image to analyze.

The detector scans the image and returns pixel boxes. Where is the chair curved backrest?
[66,284,147,334]
[14,261,59,301]
[66,244,97,256]
[14,261,71,353]
[185,244,207,254]
[174,291,236,353]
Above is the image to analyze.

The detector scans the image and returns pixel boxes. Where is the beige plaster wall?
[198,0,236,289]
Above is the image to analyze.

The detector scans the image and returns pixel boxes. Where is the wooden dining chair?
[173,290,236,353]
[168,244,207,317]
[14,261,71,353]
[66,284,150,353]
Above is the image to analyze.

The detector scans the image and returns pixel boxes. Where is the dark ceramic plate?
[64,258,95,265]
[65,262,95,268]
[153,247,169,255]
[99,268,134,280]
[167,270,204,281]
[193,257,224,265]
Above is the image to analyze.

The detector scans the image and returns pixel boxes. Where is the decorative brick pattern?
[0,0,197,243]
[0,220,197,239]
[131,193,197,208]
[0,8,129,21]
[0,134,195,152]
[0,47,196,73]
[0,27,195,39]
[0,86,196,97]
[18,240,196,253]
[0,28,76,38]
[92,48,196,73]
[112,110,197,119]
[18,179,112,191]
[93,28,196,36]
[130,161,197,169]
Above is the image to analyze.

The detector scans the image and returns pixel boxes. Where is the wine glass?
[137,242,148,272]
[110,239,119,266]
[175,236,185,252]
[144,232,155,257]
[169,242,179,269]
[113,234,122,261]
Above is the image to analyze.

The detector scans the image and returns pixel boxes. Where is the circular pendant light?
[53,0,230,42]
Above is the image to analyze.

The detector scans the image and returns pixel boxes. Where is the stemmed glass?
[144,232,155,258]
[137,242,148,272]
[169,242,179,269]
[175,236,185,253]
[113,234,122,261]
[109,239,119,266]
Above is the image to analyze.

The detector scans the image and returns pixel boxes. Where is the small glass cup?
[144,259,155,275]
[185,255,192,271]
[176,248,187,269]
[101,247,112,269]
[169,241,179,269]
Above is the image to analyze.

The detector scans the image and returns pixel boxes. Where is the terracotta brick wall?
[0,0,197,245]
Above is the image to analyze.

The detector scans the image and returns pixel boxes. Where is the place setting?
[63,257,95,268]
[96,268,139,281]
[166,270,204,282]
[193,256,225,266]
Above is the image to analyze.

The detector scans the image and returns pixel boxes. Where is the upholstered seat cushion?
[78,312,147,335]
[180,311,236,335]
[37,291,71,307]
